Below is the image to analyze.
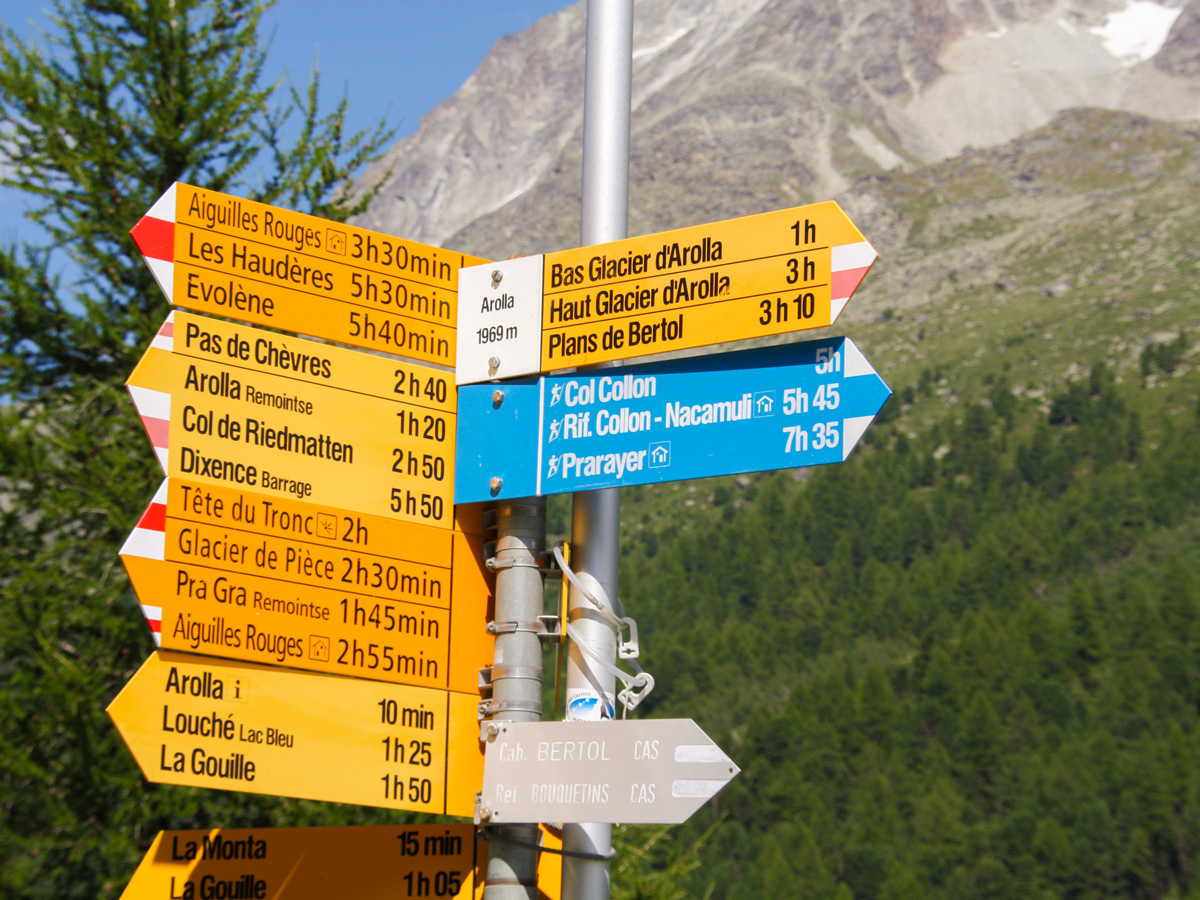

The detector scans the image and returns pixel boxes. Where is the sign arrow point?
[830,240,877,318]
[130,211,174,261]
[842,415,877,461]
[843,337,876,379]
[125,384,171,473]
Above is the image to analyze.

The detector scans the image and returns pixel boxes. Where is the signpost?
[455,337,890,503]
[107,651,483,816]
[131,183,488,366]
[456,201,875,384]
[106,27,889,895]
[479,719,739,825]
[127,311,456,528]
[120,477,492,694]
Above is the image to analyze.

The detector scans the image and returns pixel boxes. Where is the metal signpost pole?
[483,499,548,900]
[563,4,633,900]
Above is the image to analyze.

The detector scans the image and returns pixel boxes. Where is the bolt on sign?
[107,651,483,816]
[128,312,456,528]
[121,478,493,695]
[456,200,875,384]
[132,183,488,366]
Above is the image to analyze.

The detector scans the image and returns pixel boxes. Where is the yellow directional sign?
[128,311,456,528]
[119,824,563,900]
[540,201,874,368]
[121,477,493,694]
[107,651,483,816]
[120,825,479,900]
[131,183,488,366]
[456,201,876,382]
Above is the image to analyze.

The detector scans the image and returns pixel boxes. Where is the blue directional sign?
[454,337,891,503]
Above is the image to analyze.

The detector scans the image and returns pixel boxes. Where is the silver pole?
[483,500,547,900]
[563,4,633,900]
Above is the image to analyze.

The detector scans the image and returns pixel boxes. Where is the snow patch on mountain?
[1091,1,1183,65]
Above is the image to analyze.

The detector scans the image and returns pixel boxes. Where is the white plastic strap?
[554,541,655,714]
[554,541,623,629]
[565,622,655,713]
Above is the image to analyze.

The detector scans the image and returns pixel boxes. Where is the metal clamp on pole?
[489,665,546,682]
[480,665,546,698]
[487,615,562,642]
[478,699,543,723]
[485,549,558,574]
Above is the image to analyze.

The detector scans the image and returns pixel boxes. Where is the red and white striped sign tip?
[126,312,176,473]
[130,185,178,302]
[829,241,875,323]
[121,480,169,643]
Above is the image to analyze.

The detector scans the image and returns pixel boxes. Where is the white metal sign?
[456,255,544,385]
[479,718,739,824]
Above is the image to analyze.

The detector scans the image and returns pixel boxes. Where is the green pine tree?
[0,2,392,897]
[957,689,1004,811]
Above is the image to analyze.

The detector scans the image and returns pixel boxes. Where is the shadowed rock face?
[351,0,1199,259]
[1156,0,1200,76]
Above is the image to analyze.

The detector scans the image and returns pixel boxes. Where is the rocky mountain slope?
[840,107,1200,407]
[352,0,1200,260]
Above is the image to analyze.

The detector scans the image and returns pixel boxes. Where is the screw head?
[492,390,505,406]
[488,356,500,370]
[489,476,503,493]
[491,269,503,283]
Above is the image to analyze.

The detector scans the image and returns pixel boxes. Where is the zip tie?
[553,541,624,629]
[564,622,654,713]
[554,541,636,653]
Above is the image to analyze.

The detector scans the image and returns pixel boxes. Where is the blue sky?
[0,0,577,245]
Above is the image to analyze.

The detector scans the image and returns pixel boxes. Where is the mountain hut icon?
[649,442,670,468]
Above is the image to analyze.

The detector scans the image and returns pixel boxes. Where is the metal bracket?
[477,699,542,723]
[475,791,488,825]
[478,665,543,699]
[490,664,544,682]
[486,615,561,642]
[484,549,558,574]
